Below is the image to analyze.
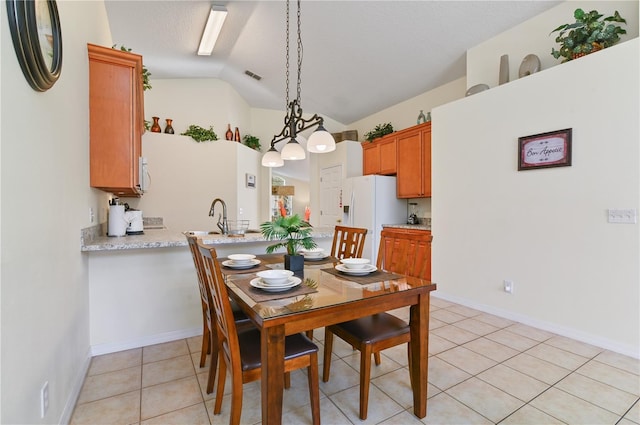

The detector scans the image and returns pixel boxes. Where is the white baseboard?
[91,327,202,356]
[432,292,640,359]
[59,346,92,425]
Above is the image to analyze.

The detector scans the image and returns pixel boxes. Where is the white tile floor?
[70,298,639,424]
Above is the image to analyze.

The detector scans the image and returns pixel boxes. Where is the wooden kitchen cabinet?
[362,134,397,175]
[397,122,431,198]
[88,43,145,197]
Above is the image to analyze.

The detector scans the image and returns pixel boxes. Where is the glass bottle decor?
[225,124,233,140]
[164,118,174,134]
[417,110,426,124]
[234,127,241,142]
[425,112,431,122]
[150,116,161,133]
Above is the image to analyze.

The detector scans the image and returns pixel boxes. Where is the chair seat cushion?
[330,313,408,344]
[239,330,318,371]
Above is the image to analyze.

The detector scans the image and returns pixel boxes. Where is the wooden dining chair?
[197,240,321,425]
[330,225,368,259]
[322,227,432,420]
[184,233,251,394]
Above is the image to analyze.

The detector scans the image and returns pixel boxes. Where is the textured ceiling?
[105,1,560,125]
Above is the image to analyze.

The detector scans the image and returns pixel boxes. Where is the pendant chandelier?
[261,0,336,168]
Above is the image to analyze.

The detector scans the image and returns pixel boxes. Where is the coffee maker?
[408,202,419,225]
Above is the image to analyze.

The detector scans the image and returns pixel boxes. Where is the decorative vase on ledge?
[150,116,161,133]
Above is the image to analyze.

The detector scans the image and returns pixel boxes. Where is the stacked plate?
[222,254,260,269]
[300,248,329,261]
[335,258,377,276]
[251,270,301,292]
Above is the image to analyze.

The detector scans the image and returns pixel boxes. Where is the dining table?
[219,253,437,424]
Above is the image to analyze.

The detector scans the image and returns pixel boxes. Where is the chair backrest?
[185,233,212,330]
[197,240,241,372]
[331,225,368,259]
[376,228,433,280]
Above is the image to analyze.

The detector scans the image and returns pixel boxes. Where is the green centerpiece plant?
[550,8,627,63]
[260,214,316,272]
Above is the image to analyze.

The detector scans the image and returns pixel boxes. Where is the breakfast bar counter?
[81,226,335,252]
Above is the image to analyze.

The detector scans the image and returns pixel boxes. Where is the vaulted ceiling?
[105,1,560,125]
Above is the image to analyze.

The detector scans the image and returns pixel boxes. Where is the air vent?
[244,70,262,81]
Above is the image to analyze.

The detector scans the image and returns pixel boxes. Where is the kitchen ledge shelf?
[80,227,335,252]
[382,224,431,231]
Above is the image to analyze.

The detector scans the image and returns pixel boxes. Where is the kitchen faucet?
[209,198,229,235]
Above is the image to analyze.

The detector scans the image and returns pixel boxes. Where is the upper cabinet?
[362,133,396,176]
[397,122,431,198]
[88,43,145,197]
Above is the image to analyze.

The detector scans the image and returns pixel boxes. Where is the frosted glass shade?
[281,139,306,160]
[261,147,284,167]
[307,125,336,153]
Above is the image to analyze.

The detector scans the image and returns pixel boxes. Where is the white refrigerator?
[342,175,407,261]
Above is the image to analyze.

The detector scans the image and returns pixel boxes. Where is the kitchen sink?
[185,230,261,236]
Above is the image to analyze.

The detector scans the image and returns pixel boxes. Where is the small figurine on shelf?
[304,206,311,222]
[164,118,174,134]
[150,116,161,133]
[417,110,426,124]
[234,127,241,142]
[425,112,431,122]
[225,124,233,140]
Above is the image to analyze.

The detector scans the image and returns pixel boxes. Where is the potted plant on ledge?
[550,8,627,63]
[260,214,316,272]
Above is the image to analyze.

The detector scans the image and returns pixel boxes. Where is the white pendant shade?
[261,148,284,167]
[281,139,306,160]
[307,126,336,153]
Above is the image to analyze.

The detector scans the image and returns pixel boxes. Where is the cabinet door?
[421,126,432,197]
[88,44,144,197]
[362,142,380,175]
[379,137,397,175]
[396,130,423,198]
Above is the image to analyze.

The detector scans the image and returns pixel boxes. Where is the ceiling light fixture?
[262,0,335,167]
[197,5,228,56]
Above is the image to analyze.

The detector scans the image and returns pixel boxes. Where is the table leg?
[409,292,430,418]
[261,324,285,425]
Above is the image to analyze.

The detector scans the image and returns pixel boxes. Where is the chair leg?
[284,372,291,389]
[214,356,226,415]
[322,329,334,382]
[305,329,314,340]
[359,345,373,420]
[374,351,381,366]
[229,368,244,425]
[199,323,209,368]
[407,342,413,391]
[307,352,321,425]
[206,330,218,394]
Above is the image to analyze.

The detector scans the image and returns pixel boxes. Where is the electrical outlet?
[89,207,95,223]
[608,209,637,224]
[503,280,514,294]
[40,381,49,418]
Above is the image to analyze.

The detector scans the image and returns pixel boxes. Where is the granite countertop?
[382,223,431,231]
[81,226,335,252]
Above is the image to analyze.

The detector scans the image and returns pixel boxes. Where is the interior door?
[319,165,342,226]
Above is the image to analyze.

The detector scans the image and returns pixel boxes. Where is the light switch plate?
[607,209,637,224]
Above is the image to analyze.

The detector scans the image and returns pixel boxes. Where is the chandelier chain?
[296,0,302,104]
[285,0,290,108]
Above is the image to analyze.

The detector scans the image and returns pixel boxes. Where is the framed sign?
[518,128,572,171]
[6,0,63,91]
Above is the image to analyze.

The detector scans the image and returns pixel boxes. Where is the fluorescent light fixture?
[197,5,228,55]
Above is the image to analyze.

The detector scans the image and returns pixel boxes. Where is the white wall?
[0,1,112,423]
[467,1,639,90]
[433,39,639,356]
[125,135,261,232]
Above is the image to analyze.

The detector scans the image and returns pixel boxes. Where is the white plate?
[222,259,261,269]
[303,253,330,261]
[250,276,302,292]
[335,264,377,276]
